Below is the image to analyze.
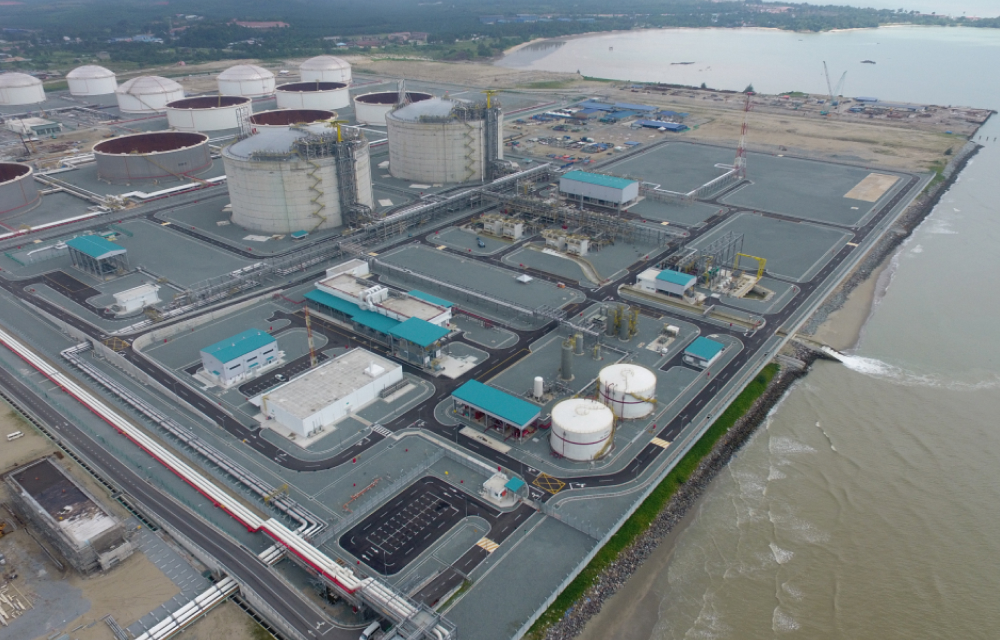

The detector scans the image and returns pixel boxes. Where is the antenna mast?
[304,306,318,368]
[735,91,752,179]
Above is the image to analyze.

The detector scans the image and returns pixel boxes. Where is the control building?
[683,336,725,369]
[5,457,135,574]
[386,97,505,184]
[252,348,402,438]
[93,131,211,184]
[115,76,184,113]
[110,283,160,316]
[166,96,251,133]
[0,162,41,218]
[299,55,352,84]
[559,171,639,209]
[66,65,117,96]
[0,72,45,106]
[217,64,275,97]
[222,123,373,233]
[200,329,279,387]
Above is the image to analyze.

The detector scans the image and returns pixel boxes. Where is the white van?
[359,622,381,640]
[6,431,24,441]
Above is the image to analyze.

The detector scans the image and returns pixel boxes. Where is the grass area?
[521,80,575,89]
[925,158,947,191]
[526,363,780,639]
[439,579,473,612]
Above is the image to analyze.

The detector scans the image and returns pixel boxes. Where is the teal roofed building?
[559,170,639,209]
[200,329,279,386]
[452,380,541,441]
[66,235,129,280]
[683,336,725,369]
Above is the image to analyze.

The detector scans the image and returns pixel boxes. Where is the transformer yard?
[0,56,955,640]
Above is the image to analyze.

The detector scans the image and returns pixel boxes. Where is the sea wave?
[839,354,1000,390]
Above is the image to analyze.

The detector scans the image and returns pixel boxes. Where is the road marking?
[650,437,672,449]
[846,242,858,247]
[476,537,500,553]
[533,473,566,494]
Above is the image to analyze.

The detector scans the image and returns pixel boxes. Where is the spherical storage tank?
[249,108,337,131]
[0,73,45,106]
[115,76,184,113]
[386,98,503,184]
[299,55,351,84]
[66,65,117,96]
[354,91,433,126]
[276,81,349,110]
[166,96,251,132]
[550,399,615,462]
[0,163,41,217]
[217,64,275,97]
[222,124,374,234]
[93,132,211,184]
[598,364,656,419]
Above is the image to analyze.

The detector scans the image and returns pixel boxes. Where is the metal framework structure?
[670,231,744,287]
[735,92,752,179]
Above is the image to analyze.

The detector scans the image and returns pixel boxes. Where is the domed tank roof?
[389,97,458,122]
[0,72,42,88]
[218,64,274,81]
[67,65,115,80]
[225,124,335,160]
[300,55,350,71]
[552,399,614,434]
[117,75,183,95]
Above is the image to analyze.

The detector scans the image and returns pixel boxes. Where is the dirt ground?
[0,409,54,475]
[181,599,260,640]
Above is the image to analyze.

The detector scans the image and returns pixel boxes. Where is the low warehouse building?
[200,329,279,387]
[254,348,402,438]
[5,457,135,574]
[559,171,639,209]
[66,235,129,280]
[451,379,541,442]
[683,336,725,369]
[636,268,696,298]
[7,117,62,137]
[110,283,160,316]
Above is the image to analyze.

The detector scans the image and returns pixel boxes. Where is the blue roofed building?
[451,380,542,442]
[683,336,726,369]
[559,170,639,209]
[200,329,279,386]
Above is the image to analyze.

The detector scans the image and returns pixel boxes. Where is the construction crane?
[822,62,848,111]
[823,61,835,106]
[304,306,318,367]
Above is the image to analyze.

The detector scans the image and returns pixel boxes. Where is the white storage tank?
[115,76,184,113]
[166,96,251,132]
[354,91,433,126]
[0,163,41,218]
[598,363,656,419]
[385,98,503,184]
[93,131,211,184]
[66,65,117,96]
[249,108,337,131]
[217,64,275,97]
[275,81,349,110]
[550,398,615,461]
[0,72,45,106]
[299,55,351,84]
[222,124,374,234]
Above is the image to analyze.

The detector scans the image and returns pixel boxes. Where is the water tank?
[385,98,503,184]
[533,376,544,400]
[0,163,41,218]
[550,399,615,461]
[276,81,349,110]
[0,72,45,106]
[249,108,337,131]
[93,132,211,184]
[217,64,275,97]
[115,76,184,113]
[354,91,433,126]
[166,96,251,132]
[299,55,352,84]
[598,364,656,419]
[222,124,374,234]
[66,65,117,96]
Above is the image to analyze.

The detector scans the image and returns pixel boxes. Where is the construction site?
[0,53,974,640]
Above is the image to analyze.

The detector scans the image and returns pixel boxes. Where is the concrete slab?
[604,142,734,193]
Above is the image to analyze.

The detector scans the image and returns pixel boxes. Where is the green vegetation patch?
[526,363,779,639]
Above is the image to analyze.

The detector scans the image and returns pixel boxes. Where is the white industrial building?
[199,329,280,387]
[636,268,696,298]
[481,213,523,240]
[542,229,589,256]
[550,398,615,461]
[599,363,656,419]
[66,65,117,96]
[115,76,184,113]
[314,265,452,327]
[253,348,402,438]
[110,283,160,316]
[299,55,352,84]
[559,171,639,208]
[0,72,46,106]
[217,64,275,97]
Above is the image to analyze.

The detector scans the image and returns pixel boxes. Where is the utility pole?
[304,306,318,368]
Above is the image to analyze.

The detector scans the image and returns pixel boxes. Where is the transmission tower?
[304,306,318,368]
[734,91,752,179]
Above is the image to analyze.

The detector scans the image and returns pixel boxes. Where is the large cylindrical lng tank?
[166,96,251,132]
[93,132,211,184]
[0,163,41,218]
[299,55,352,84]
[354,91,433,126]
[598,363,657,419]
[66,65,117,96]
[115,76,184,113]
[275,81,349,110]
[249,108,336,131]
[217,64,275,97]
[222,124,374,234]
[550,398,615,462]
[385,97,503,184]
[0,72,45,106]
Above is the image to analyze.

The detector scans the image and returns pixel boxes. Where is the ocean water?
[500,27,1000,638]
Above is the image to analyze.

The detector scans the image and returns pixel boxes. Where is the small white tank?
[533,376,544,400]
[598,364,656,419]
[550,399,615,461]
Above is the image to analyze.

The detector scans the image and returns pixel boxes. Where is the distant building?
[231,20,289,29]
[7,117,62,137]
[200,329,279,387]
